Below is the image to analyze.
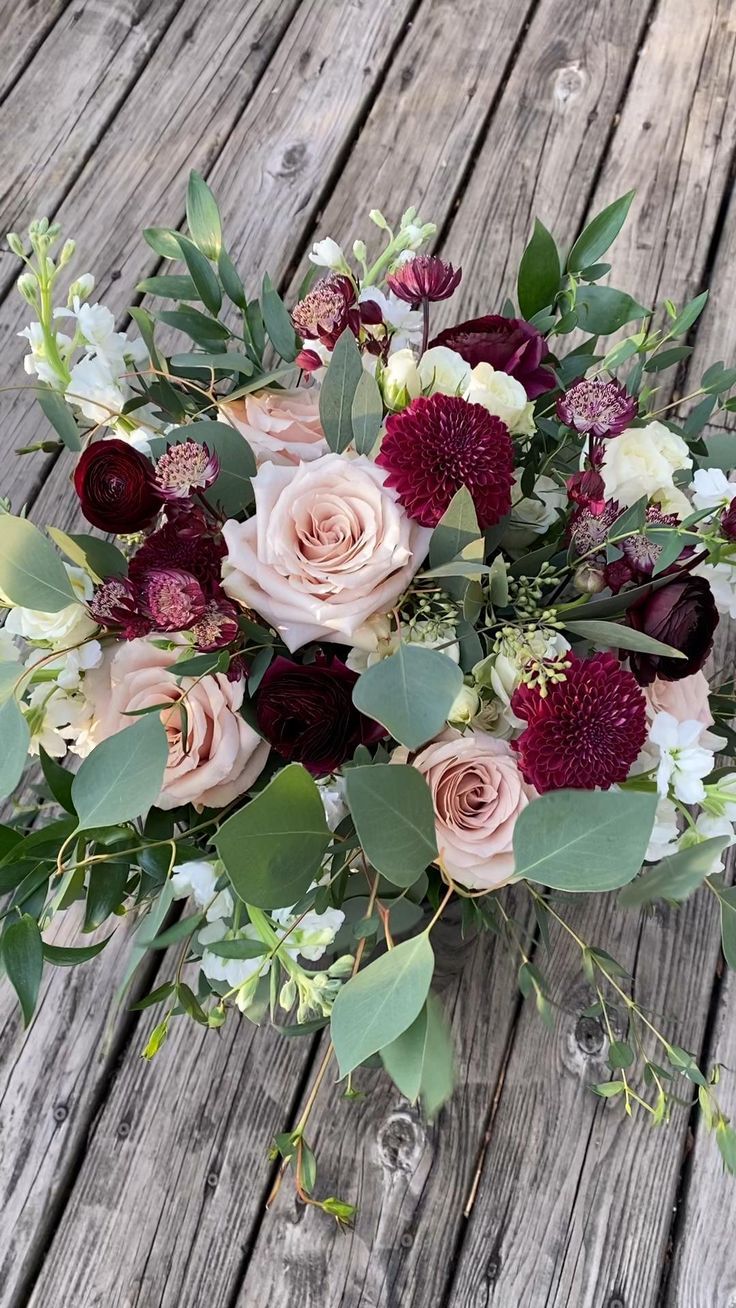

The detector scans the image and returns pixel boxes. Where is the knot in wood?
[52,1103,69,1123]
[554,62,586,105]
[376,1109,425,1173]
[276,142,308,178]
[575,1013,605,1056]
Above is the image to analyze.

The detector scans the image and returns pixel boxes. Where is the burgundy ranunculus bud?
[721,500,736,541]
[73,438,160,533]
[556,378,636,438]
[88,576,151,639]
[291,274,359,350]
[430,314,555,398]
[626,573,719,685]
[154,440,219,500]
[566,469,606,510]
[138,568,207,632]
[295,347,323,373]
[256,654,385,777]
[386,255,462,304]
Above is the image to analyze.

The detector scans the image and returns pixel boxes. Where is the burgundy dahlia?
[556,378,636,438]
[386,255,462,304]
[625,573,719,685]
[721,500,736,542]
[139,568,206,632]
[154,440,219,500]
[511,652,647,793]
[88,576,151,639]
[256,654,385,777]
[376,393,514,528]
[430,314,555,398]
[73,438,160,534]
[291,274,358,350]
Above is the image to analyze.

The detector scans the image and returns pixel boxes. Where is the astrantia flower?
[73,438,160,533]
[566,469,606,510]
[625,574,718,684]
[291,274,357,349]
[386,255,462,304]
[88,576,151,639]
[376,393,514,528]
[255,654,385,776]
[190,600,240,652]
[511,652,648,792]
[430,314,554,398]
[138,568,206,632]
[612,505,681,588]
[556,378,636,438]
[129,507,226,594]
[567,498,619,557]
[154,440,219,499]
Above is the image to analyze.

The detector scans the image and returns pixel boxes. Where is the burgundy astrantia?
[376,393,515,529]
[511,652,648,792]
[291,274,358,350]
[88,576,151,639]
[154,440,219,500]
[386,255,462,304]
[625,573,719,685]
[190,600,240,652]
[256,654,385,777]
[606,505,681,590]
[566,469,606,511]
[430,314,555,398]
[128,506,226,594]
[73,438,160,534]
[138,568,206,632]
[557,378,637,438]
[566,498,619,558]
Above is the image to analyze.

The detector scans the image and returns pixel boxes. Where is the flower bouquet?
[3,176,736,1218]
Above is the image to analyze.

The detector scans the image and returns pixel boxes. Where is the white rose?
[5,565,97,647]
[418,345,471,396]
[380,347,421,409]
[222,453,432,652]
[448,684,481,727]
[601,420,692,507]
[465,363,532,434]
[505,474,565,550]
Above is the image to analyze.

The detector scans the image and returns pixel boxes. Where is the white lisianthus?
[694,561,736,619]
[645,796,680,862]
[447,683,481,728]
[600,420,692,507]
[380,347,421,408]
[690,467,736,512]
[649,712,716,804]
[418,345,471,396]
[5,566,96,648]
[505,474,566,550]
[465,362,533,434]
[309,237,348,271]
[66,355,126,425]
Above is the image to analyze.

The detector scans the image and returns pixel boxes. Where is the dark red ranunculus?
[386,255,462,304]
[73,438,160,533]
[430,314,555,398]
[625,573,719,685]
[256,654,385,776]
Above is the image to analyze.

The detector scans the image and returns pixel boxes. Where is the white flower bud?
[17,273,38,306]
[352,239,367,263]
[6,232,24,258]
[369,208,389,230]
[69,273,95,301]
[448,684,481,728]
[58,239,76,267]
[380,347,421,409]
[309,237,347,271]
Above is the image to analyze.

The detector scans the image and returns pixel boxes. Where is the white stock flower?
[645,796,680,862]
[199,919,266,988]
[380,347,421,408]
[601,420,692,507]
[309,237,347,271]
[271,905,345,962]
[690,467,736,512]
[67,355,126,425]
[505,474,566,551]
[171,859,218,905]
[694,561,736,620]
[18,321,72,386]
[5,565,96,648]
[24,685,91,758]
[679,812,735,872]
[703,772,736,820]
[418,345,471,396]
[359,287,422,347]
[56,640,103,690]
[465,363,534,434]
[649,711,715,804]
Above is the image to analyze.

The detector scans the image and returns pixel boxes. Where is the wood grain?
[0,0,70,97]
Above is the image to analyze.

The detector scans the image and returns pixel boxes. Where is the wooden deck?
[2,1,736,1303]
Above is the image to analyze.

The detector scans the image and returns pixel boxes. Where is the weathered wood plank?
[663,967,736,1306]
[0,0,70,96]
[0,0,302,510]
[0,0,183,251]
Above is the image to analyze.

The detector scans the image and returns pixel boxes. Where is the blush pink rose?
[408,728,536,889]
[220,388,328,466]
[86,639,269,810]
[221,453,432,653]
[644,671,714,728]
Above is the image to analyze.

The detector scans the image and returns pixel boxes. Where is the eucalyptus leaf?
[344,764,437,887]
[513,789,658,891]
[72,714,169,831]
[618,837,731,907]
[352,644,464,750]
[47,528,127,581]
[319,328,363,453]
[429,486,481,568]
[215,763,331,910]
[381,991,454,1117]
[351,371,383,454]
[0,698,30,800]
[36,385,81,451]
[0,515,76,612]
[331,932,435,1077]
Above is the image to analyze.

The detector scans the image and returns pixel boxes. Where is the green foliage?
[566,191,635,273]
[351,371,383,454]
[0,514,76,612]
[513,789,658,891]
[36,385,81,451]
[574,285,648,336]
[215,763,331,909]
[429,486,481,568]
[344,764,437,886]
[176,235,222,316]
[0,698,30,799]
[517,218,561,318]
[352,644,464,750]
[563,618,686,660]
[261,273,298,361]
[319,328,363,453]
[47,528,127,581]
[331,932,435,1077]
[72,714,169,831]
[186,169,222,260]
[619,838,730,907]
[161,420,256,516]
[381,991,454,1117]
[3,913,43,1026]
